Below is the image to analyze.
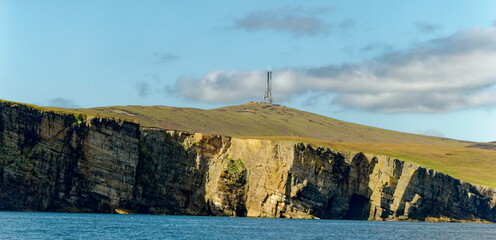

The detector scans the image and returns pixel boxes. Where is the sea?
[0,211,494,240]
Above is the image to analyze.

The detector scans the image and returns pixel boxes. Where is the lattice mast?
[264,67,273,104]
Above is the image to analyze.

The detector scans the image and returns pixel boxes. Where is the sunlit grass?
[66,102,471,147]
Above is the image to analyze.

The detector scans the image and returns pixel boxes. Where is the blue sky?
[1,0,496,142]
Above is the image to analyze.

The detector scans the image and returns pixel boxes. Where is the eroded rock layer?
[0,102,495,222]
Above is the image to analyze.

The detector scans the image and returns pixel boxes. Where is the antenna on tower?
[264,67,273,105]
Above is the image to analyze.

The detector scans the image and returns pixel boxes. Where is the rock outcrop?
[0,101,495,222]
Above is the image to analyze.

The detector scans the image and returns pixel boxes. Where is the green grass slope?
[2,100,495,188]
[71,102,469,146]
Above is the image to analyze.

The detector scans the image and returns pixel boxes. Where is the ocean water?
[0,211,494,240]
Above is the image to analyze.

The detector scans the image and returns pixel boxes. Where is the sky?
[1,0,496,142]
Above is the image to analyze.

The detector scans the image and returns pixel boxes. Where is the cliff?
[0,101,495,222]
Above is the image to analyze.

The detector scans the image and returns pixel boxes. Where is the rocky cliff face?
[1,102,495,222]
[0,102,139,212]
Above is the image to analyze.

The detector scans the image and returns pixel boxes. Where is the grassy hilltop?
[2,100,496,188]
[68,103,466,145]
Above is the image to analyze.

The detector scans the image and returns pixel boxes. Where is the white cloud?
[136,81,151,97]
[415,22,442,33]
[153,52,179,65]
[361,42,394,54]
[47,98,80,108]
[173,26,496,113]
[175,70,266,102]
[233,7,333,36]
[136,73,162,97]
[413,129,446,138]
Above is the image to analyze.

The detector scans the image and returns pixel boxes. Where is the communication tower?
[264,68,273,105]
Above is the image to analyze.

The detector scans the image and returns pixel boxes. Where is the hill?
[72,102,467,146]
[1,99,495,188]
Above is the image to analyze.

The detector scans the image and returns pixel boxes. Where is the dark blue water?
[0,211,494,240]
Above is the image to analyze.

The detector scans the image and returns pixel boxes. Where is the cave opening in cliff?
[344,194,369,220]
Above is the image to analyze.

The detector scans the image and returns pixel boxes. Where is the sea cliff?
[0,101,495,222]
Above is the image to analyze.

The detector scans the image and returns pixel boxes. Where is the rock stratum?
[0,101,495,222]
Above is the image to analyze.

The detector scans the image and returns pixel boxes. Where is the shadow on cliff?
[0,105,90,212]
[133,130,248,216]
[398,167,496,222]
[287,144,375,220]
[133,130,210,215]
[1,103,142,213]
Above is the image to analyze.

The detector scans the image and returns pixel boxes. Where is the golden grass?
[62,102,471,147]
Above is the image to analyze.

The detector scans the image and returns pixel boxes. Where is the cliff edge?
[0,101,495,222]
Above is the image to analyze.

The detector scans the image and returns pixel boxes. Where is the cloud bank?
[173,27,496,113]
